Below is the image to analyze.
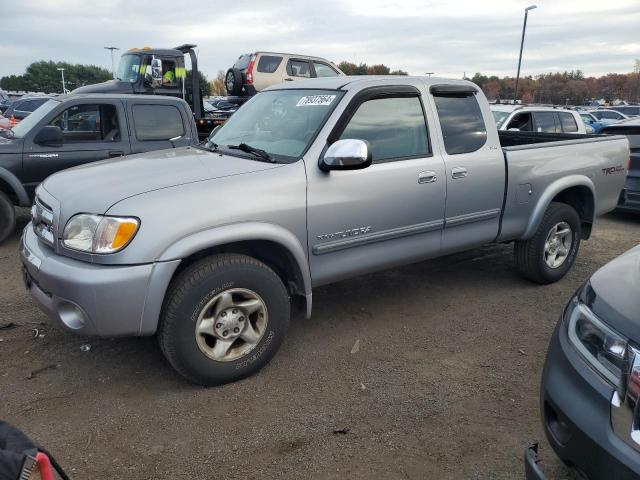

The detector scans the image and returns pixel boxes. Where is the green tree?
[338,61,406,76]
[185,70,211,98]
[0,61,111,93]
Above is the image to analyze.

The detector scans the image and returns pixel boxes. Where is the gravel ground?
[1,210,638,479]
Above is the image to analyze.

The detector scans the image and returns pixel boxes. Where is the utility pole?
[56,67,67,94]
[514,5,537,104]
[425,72,434,77]
[104,46,120,78]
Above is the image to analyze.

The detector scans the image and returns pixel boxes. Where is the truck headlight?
[62,214,139,253]
[565,294,627,385]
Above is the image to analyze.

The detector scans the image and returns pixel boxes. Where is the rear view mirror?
[151,58,163,84]
[144,58,163,87]
[320,139,372,172]
[34,125,63,147]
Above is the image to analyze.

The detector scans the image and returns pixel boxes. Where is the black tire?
[225,68,244,96]
[158,254,290,386]
[514,202,581,284]
[0,191,16,245]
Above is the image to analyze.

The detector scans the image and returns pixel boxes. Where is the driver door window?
[339,96,430,162]
[49,104,120,143]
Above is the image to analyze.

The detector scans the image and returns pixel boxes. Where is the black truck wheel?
[0,191,16,245]
[158,254,290,386]
[225,68,244,96]
[514,202,581,284]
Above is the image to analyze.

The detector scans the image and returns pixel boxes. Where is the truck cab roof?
[262,75,479,92]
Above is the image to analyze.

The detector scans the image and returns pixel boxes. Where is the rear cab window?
[257,55,282,73]
[433,91,487,154]
[132,104,185,141]
[339,96,430,162]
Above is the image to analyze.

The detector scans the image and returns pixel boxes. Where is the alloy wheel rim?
[195,288,268,362]
[543,221,572,269]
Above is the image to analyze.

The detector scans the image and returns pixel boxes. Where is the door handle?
[108,151,124,158]
[418,171,437,184]
[284,78,293,81]
[451,167,468,179]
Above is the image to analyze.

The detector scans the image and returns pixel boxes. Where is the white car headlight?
[62,214,139,254]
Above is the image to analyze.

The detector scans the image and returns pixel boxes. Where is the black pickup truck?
[0,93,198,243]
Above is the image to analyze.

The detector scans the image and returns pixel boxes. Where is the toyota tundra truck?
[20,76,629,385]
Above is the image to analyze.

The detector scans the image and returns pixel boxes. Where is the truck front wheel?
[158,254,290,386]
[0,191,16,245]
[514,202,581,284]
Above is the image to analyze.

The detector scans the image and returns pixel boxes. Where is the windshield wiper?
[227,143,276,163]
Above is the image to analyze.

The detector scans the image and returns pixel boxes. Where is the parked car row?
[0,96,54,132]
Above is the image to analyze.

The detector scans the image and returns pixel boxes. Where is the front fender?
[522,175,596,240]
[0,166,30,206]
[158,220,312,298]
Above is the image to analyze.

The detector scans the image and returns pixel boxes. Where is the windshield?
[10,99,60,138]
[208,89,344,162]
[491,110,509,128]
[116,54,143,83]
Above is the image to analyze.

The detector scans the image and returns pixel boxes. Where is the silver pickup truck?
[20,76,629,385]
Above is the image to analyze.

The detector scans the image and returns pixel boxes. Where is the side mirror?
[34,125,63,147]
[320,139,372,172]
[144,58,163,87]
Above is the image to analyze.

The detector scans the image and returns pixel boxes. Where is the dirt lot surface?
[1,210,638,479]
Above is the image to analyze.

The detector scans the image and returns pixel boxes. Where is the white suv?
[225,52,344,96]
[490,105,588,134]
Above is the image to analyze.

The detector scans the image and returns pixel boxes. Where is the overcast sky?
[1,0,638,80]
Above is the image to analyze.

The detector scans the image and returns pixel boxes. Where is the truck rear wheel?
[225,68,243,96]
[158,254,290,386]
[0,191,16,245]
[514,202,581,284]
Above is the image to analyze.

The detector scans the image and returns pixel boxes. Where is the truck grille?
[31,196,55,246]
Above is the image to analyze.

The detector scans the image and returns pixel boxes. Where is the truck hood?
[0,136,22,154]
[42,146,283,218]
[585,245,640,341]
[72,80,135,94]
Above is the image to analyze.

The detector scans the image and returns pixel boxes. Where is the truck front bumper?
[541,320,640,479]
[20,223,180,337]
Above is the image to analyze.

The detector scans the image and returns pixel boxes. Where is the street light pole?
[104,46,119,78]
[56,68,66,94]
[513,5,537,104]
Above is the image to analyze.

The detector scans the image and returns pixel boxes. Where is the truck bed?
[497,131,630,243]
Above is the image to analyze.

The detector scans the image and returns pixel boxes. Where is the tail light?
[9,115,17,127]
[246,54,257,84]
